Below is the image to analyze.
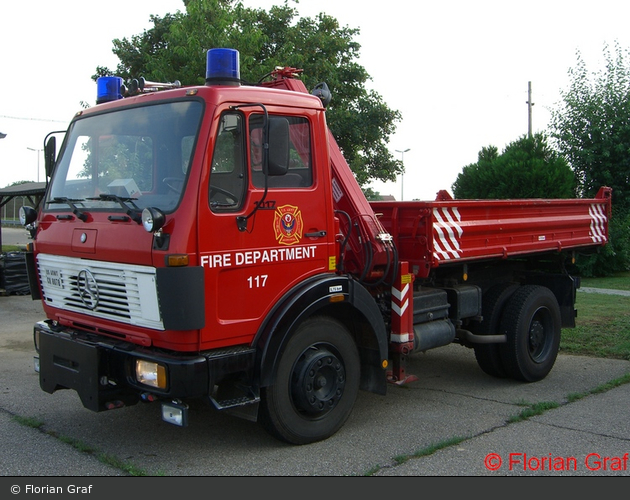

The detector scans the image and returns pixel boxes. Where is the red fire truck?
[20,48,612,444]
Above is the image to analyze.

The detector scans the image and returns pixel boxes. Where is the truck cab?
[36,67,340,348]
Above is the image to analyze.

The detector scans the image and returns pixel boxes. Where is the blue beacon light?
[96,76,123,104]
[206,48,240,86]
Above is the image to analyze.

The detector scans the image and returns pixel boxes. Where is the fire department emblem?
[273,205,303,245]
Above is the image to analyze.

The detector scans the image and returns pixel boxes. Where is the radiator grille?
[37,253,163,330]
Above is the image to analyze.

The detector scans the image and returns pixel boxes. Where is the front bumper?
[35,320,209,412]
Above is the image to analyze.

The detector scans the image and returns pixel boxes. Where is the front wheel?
[259,316,360,445]
[499,285,561,382]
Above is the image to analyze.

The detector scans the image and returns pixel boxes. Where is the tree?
[549,41,630,213]
[451,133,576,199]
[93,0,402,187]
[549,41,630,275]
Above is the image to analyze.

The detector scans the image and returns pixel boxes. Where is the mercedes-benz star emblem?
[77,269,99,310]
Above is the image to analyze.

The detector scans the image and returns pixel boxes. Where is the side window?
[209,112,246,211]
[250,115,313,188]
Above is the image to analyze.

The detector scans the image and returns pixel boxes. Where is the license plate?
[42,266,64,289]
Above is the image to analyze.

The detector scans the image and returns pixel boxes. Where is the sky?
[2,0,630,200]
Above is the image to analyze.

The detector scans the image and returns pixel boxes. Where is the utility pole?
[27,147,43,183]
[526,81,534,137]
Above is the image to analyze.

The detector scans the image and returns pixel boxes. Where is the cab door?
[197,108,336,349]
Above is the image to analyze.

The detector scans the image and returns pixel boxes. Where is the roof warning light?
[96,76,123,104]
[206,48,240,86]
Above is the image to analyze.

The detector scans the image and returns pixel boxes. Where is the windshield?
[46,100,204,213]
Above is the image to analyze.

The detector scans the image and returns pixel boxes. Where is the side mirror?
[267,117,290,176]
[44,136,56,179]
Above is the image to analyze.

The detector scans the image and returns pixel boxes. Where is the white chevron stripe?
[433,207,463,260]
[391,283,409,301]
[589,204,607,243]
[392,299,409,317]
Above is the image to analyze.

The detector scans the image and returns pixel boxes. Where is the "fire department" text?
[201,245,317,269]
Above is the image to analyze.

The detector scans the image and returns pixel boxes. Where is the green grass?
[507,401,560,423]
[580,271,630,291]
[567,373,630,402]
[561,291,630,360]
[1,244,21,253]
[362,435,471,475]
[12,415,157,476]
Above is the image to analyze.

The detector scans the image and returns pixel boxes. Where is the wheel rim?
[528,307,553,363]
[291,344,346,417]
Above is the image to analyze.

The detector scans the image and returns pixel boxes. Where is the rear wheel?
[259,316,360,444]
[473,282,519,378]
[499,285,561,382]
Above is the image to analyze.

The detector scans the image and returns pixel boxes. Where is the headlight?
[136,360,167,389]
[142,207,165,233]
[19,205,37,226]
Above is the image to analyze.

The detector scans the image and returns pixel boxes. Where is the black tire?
[259,316,360,444]
[473,282,519,378]
[499,285,561,382]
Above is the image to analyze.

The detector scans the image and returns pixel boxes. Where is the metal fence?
[1,195,28,224]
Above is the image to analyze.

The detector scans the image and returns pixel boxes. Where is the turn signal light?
[166,254,189,267]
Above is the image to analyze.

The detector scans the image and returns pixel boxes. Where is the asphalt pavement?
[1,226,32,248]
[1,296,629,477]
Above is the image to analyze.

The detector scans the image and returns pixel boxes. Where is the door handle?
[305,230,327,238]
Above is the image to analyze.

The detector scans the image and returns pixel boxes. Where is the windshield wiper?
[48,197,89,222]
[88,193,142,224]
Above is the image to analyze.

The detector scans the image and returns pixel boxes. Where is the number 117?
[247,275,268,288]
